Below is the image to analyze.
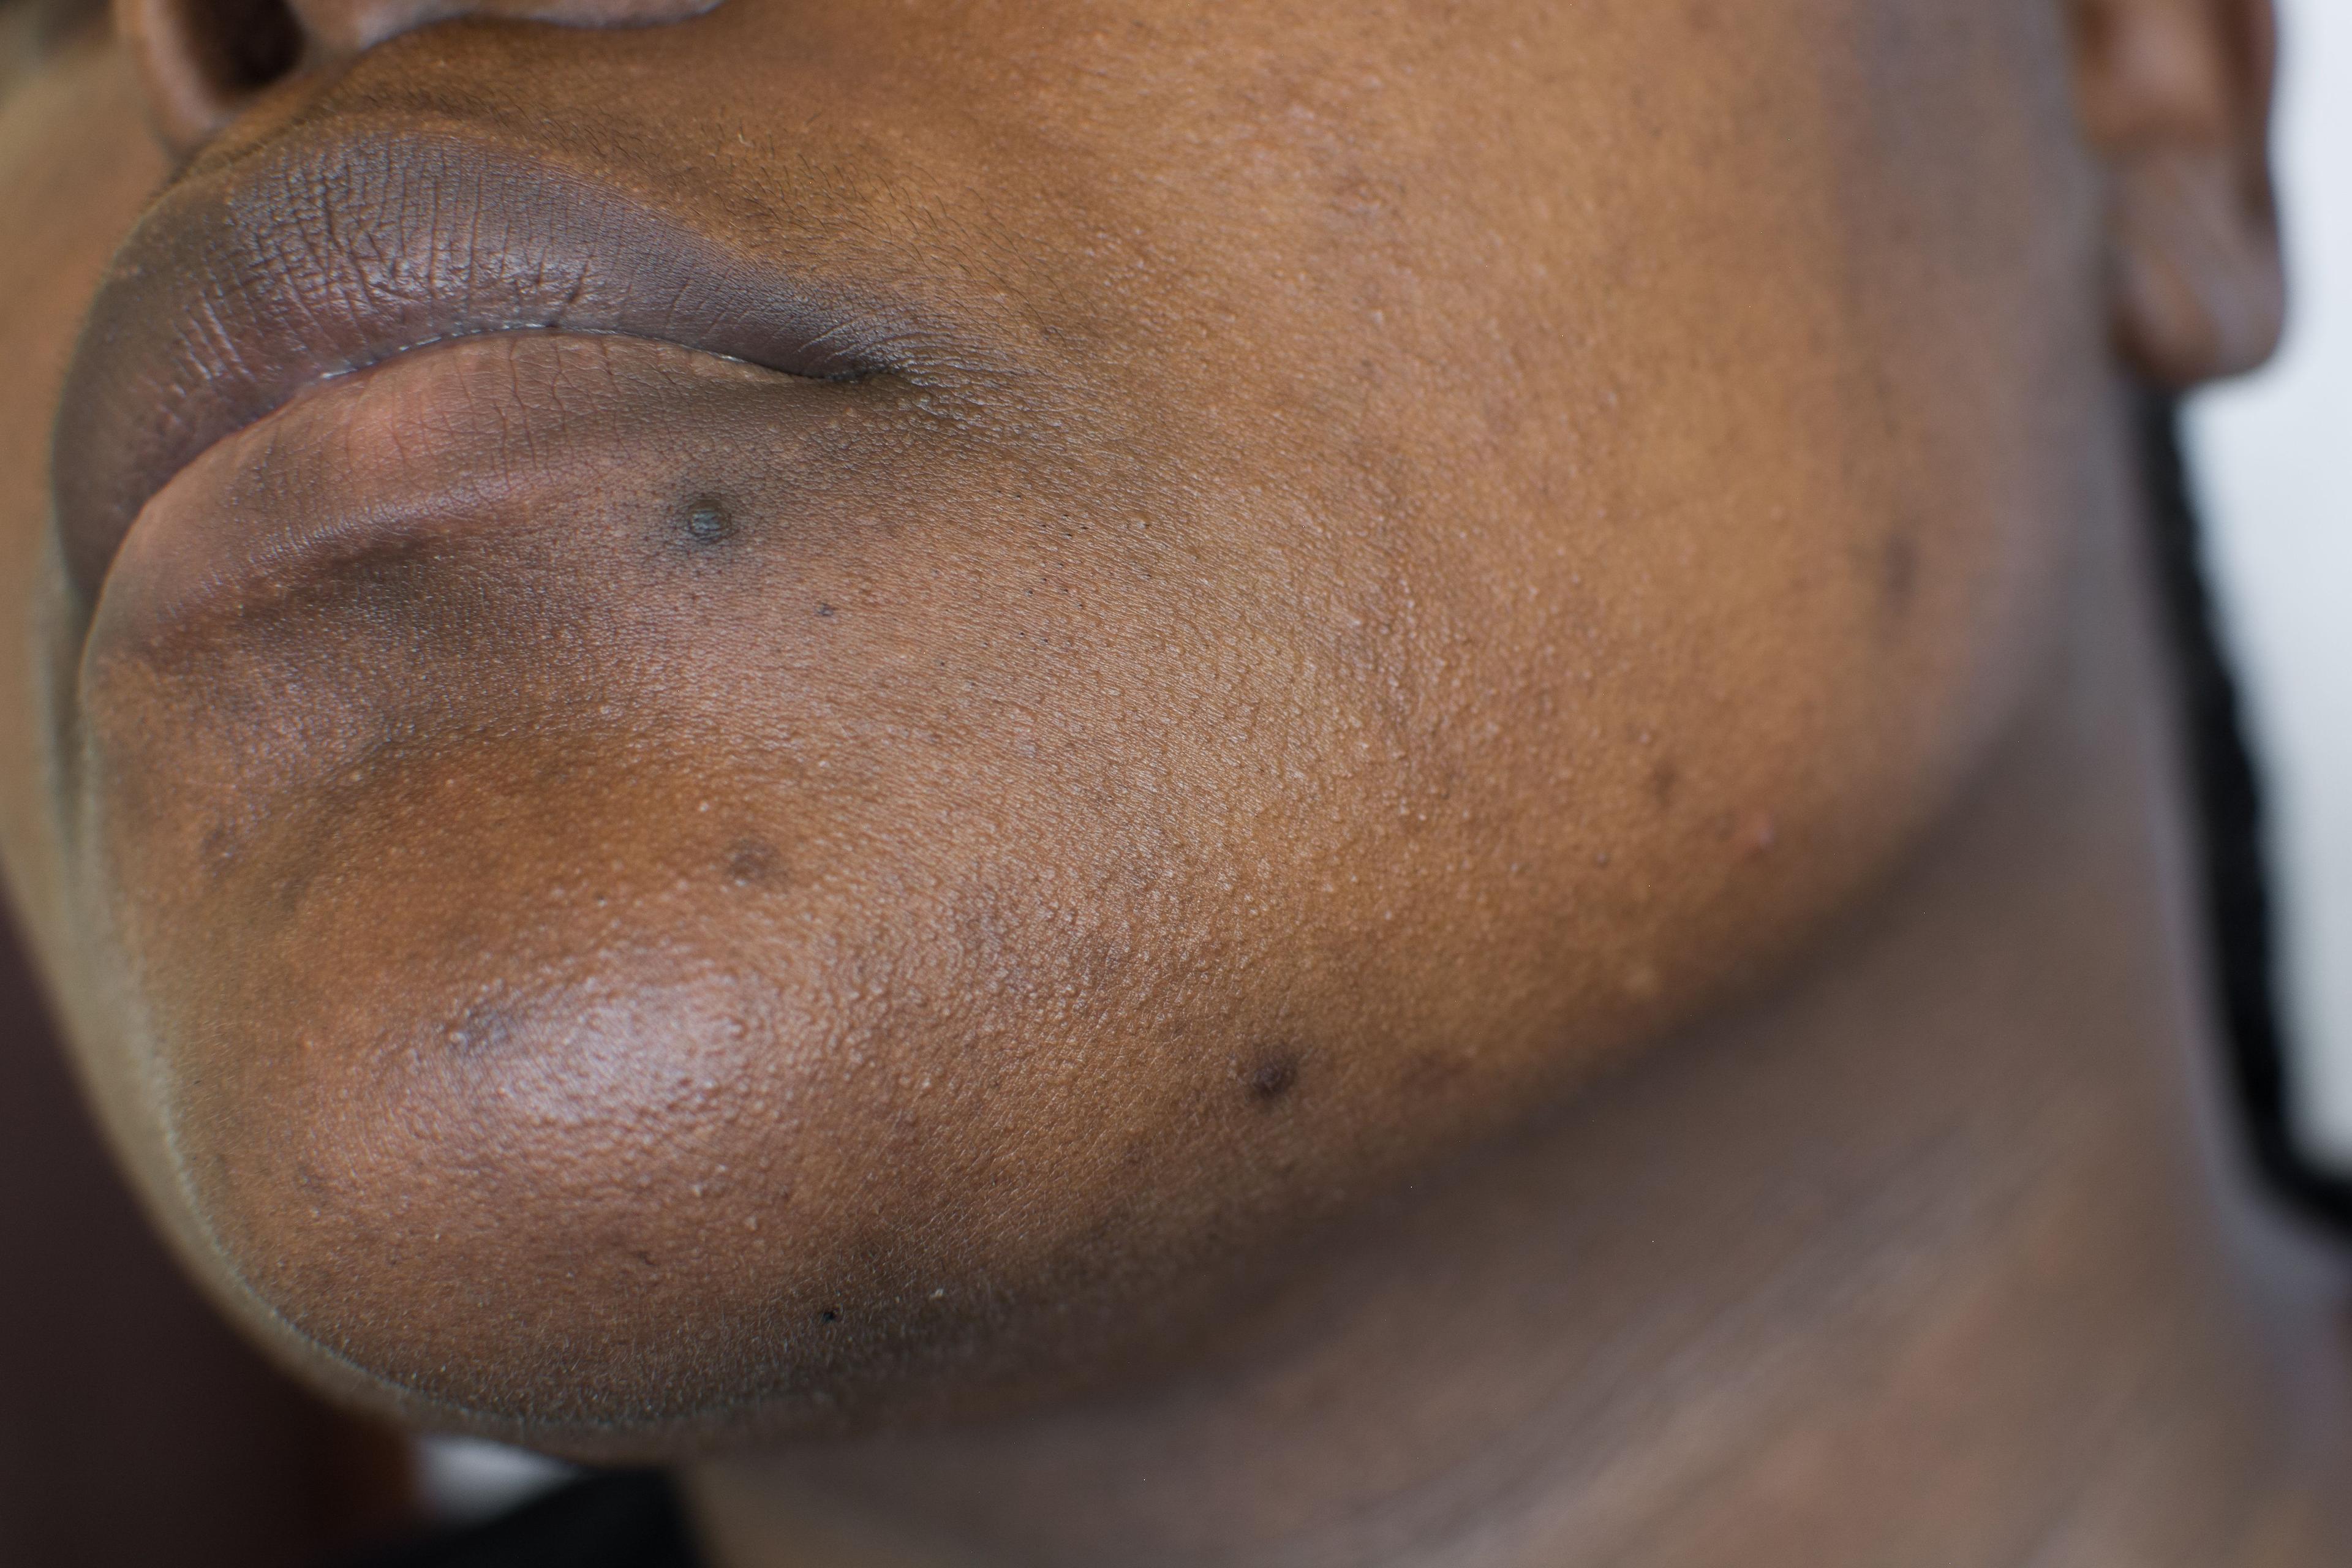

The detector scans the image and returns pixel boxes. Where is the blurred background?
[0,0,2346,1561]
[2189,0,2352,1169]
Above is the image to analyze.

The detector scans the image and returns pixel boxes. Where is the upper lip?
[52,115,910,607]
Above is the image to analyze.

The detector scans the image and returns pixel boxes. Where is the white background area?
[2188,0,2352,1165]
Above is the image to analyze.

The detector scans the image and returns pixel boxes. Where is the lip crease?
[51,116,921,608]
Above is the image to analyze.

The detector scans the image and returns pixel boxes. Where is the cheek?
[1242,0,2090,1075]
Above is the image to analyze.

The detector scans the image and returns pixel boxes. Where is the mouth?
[50,116,931,610]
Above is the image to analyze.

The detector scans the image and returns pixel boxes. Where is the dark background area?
[0,908,413,1566]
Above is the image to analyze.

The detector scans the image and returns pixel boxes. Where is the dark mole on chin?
[1648,758,1680,810]
[725,837,784,887]
[680,497,737,546]
[1243,1055,1298,1104]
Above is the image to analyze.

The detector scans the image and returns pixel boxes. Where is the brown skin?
[1,0,2344,1559]
[696,470,2352,1564]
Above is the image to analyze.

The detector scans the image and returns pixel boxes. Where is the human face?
[0,0,2259,1450]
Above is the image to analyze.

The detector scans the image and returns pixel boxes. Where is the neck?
[688,413,2352,1567]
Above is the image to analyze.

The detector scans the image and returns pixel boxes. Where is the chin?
[71,533,1452,1450]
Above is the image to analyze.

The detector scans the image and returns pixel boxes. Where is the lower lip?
[91,331,841,647]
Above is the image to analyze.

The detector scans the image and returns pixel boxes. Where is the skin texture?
[0,0,2344,1559]
[26,0,2097,1436]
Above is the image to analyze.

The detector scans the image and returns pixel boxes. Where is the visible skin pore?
[0,0,2345,1562]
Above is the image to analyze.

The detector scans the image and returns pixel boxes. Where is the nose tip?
[116,0,723,155]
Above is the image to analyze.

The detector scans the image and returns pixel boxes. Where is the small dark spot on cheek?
[679,497,737,547]
[725,837,785,888]
[1648,758,1680,811]
[1244,1054,1299,1104]
[818,1307,840,1324]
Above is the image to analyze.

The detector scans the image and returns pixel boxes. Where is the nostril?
[116,0,304,153]
[183,0,303,94]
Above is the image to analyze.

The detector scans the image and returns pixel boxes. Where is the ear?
[2070,0,2285,386]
